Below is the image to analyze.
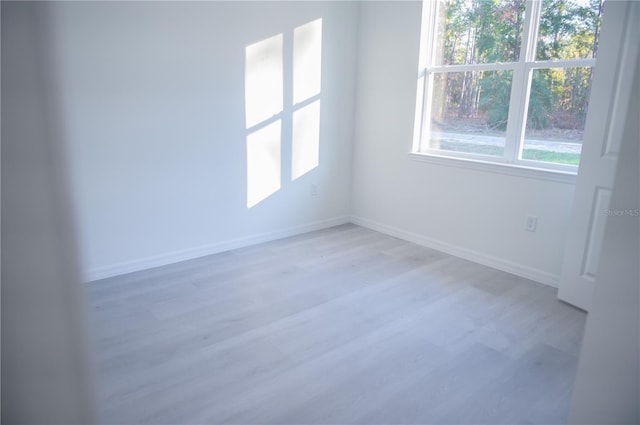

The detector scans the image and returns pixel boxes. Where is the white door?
[558,1,639,311]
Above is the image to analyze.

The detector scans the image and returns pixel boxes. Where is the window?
[413,0,604,172]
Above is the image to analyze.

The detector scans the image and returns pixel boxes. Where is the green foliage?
[522,149,581,165]
[439,140,504,156]
[538,0,602,60]
[527,70,553,129]
[441,0,525,65]
[437,140,580,165]
[437,0,602,132]
[479,71,511,130]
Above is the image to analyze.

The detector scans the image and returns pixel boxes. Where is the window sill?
[408,152,577,184]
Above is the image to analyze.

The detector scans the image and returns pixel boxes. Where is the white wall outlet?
[526,215,538,232]
[310,183,318,196]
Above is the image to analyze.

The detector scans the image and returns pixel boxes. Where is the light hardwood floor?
[86,224,586,424]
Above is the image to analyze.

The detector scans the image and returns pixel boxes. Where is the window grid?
[416,0,598,172]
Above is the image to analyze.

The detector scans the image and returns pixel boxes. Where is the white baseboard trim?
[85,214,559,287]
[349,215,560,288]
[85,215,351,282]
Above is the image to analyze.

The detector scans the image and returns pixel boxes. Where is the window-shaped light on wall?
[293,19,322,104]
[245,34,283,208]
[292,100,321,180]
[292,19,322,181]
[246,121,282,208]
[245,34,283,128]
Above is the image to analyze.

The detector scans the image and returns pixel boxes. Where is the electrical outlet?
[310,183,318,196]
[526,215,537,232]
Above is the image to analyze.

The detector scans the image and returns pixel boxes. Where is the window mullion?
[428,62,516,73]
[504,63,523,163]
[530,58,596,68]
[505,0,542,163]
[523,0,542,62]
[416,0,439,152]
[419,72,434,153]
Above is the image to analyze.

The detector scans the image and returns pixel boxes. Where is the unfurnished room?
[2,1,639,424]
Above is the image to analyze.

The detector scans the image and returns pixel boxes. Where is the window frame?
[413,0,598,174]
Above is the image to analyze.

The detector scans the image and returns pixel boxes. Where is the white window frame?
[412,0,598,174]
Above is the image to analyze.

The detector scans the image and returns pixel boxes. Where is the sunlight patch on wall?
[246,121,281,208]
[293,19,322,104]
[245,34,283,208]
[245,34,283,129]
[292,100,321,181]
[292,19,322,181]
[244,19,323,207]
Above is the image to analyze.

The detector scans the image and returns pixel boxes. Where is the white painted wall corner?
[350,215,560,288]
[85,215,350,282]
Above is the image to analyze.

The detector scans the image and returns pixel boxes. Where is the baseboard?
[85,215,351,282]
[349,215,560,288]
[85,214,559,287]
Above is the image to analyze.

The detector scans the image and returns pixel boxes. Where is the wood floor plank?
[435,343,578,424]
[353,344,515,424]
[86,224,586,424]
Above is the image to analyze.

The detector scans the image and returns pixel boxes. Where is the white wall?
[569,40,640,424]
[351,1,576,286]
[46,0,611,290]
[47,1,359,281]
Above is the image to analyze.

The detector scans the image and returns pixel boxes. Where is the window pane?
[536,0,603,60]
[522,67,592,165]
[433,0,525,65]
[429,70,513,157]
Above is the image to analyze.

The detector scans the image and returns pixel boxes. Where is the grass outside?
[522,149,580,165]
[435,117,585,143]
[437,140,580,165]
[438,140,504,156]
